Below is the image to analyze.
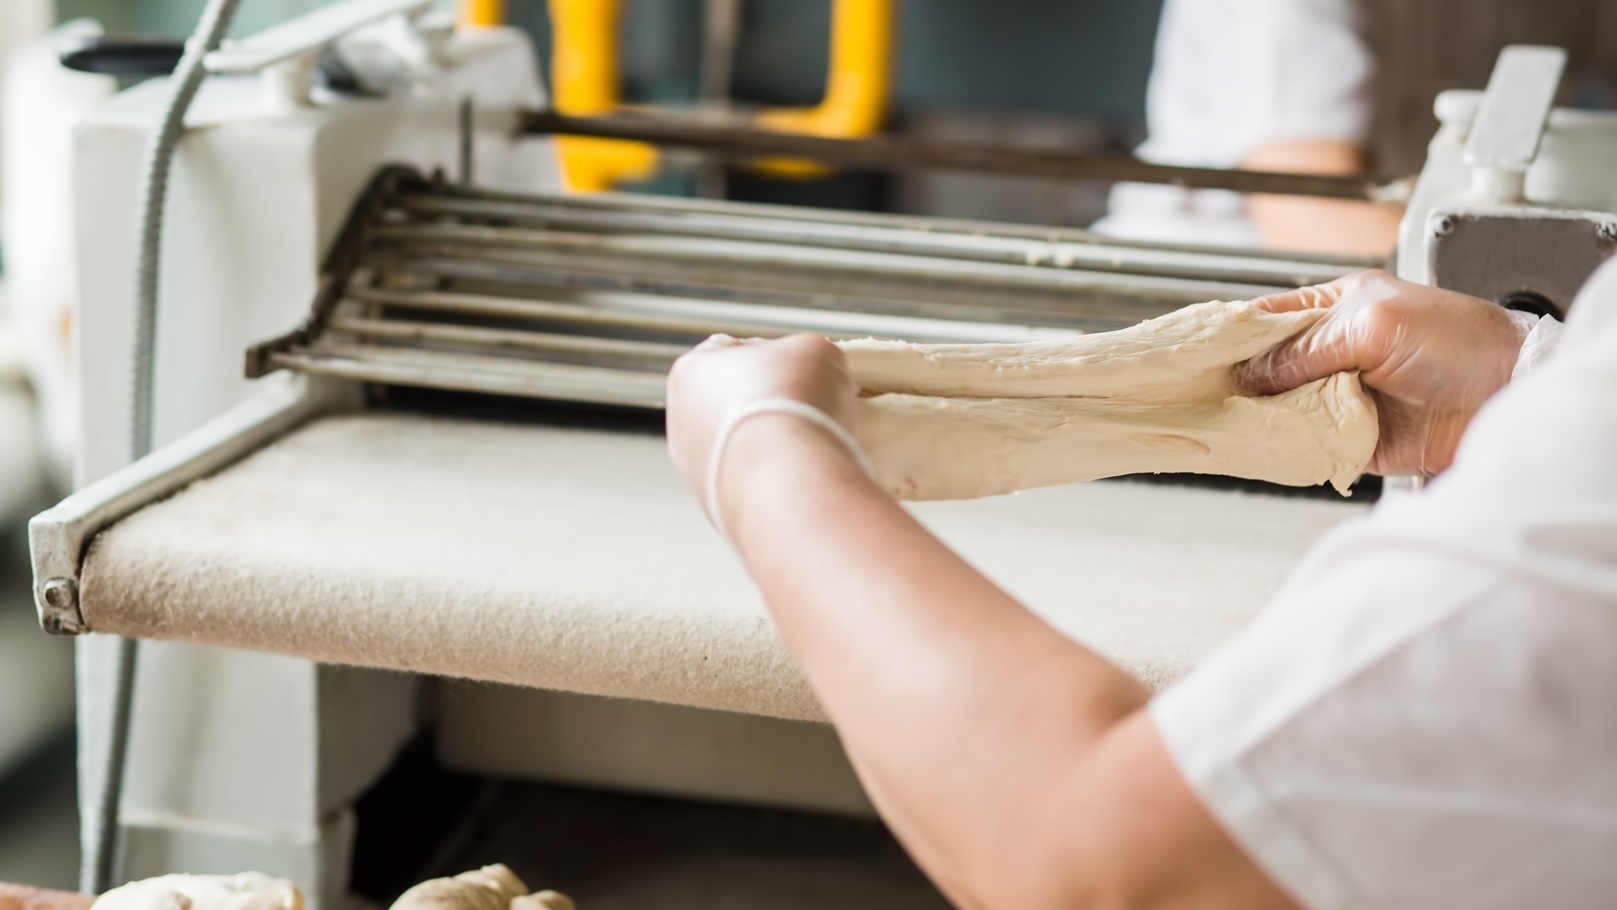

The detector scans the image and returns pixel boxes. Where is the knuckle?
[1357,295,1402,329]
[784,332,843,362]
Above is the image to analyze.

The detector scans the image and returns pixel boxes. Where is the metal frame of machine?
[34,163,1372,636]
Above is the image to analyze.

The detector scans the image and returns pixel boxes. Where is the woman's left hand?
[665,333,860,522]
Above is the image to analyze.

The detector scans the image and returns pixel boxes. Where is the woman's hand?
[665,333,860,525]
[1238,270,1538,477]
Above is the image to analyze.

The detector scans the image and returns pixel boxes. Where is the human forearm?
[667,335,1298,910]
[720,418,1151,905]
[1243,140,1401,257]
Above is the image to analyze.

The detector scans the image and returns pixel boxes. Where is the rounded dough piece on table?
[91,874,301,910]
[388,866,530,910]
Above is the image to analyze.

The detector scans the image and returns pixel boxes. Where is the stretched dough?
[840,300,1378,500]
[91,873,301,910]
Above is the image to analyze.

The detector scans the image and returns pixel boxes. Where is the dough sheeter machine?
[29,4,1612,903]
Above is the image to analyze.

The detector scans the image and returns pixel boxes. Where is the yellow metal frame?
[754,0,895,178]
[758,0,893,138]
[459,0,503,28]
[547,0,660,192]
[543,0,895,192]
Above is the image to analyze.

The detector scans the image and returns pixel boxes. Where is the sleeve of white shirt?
[1095,0,1374,246]
[1150,261,1617,910]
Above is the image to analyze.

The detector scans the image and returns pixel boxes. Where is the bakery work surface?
[76,412,1366,721]
[0,885,92,910]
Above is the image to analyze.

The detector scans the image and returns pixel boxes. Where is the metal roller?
[248,168,1378,408]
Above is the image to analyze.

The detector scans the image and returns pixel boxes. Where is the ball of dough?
[91,873,302,910]
[389,865,529,910]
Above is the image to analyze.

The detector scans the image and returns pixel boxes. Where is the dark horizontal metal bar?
[390,193,1360,287]
[370,246,1215,332]
[518,110,1396,202]
[344,286,1069,345]
[276,345,668,408]
[427,179,1386,268]
[345,287,805,339]
[327,316,691,361]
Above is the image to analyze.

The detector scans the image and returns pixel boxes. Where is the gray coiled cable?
[85,0,244,894]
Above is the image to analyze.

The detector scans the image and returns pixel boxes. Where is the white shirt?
[1094,0,1373,246]
[1152,257,1617,910]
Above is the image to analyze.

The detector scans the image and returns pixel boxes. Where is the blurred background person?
[1096,0,1617,256]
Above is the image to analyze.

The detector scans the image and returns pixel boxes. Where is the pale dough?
[839,300,1378,500]
[91,873,302,910]
[91,867,572,910]
[389,865,573,910]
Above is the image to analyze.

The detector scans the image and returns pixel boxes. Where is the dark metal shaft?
[518,110,1393,201]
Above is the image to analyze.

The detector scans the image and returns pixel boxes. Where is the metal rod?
[327,316,690,360]
[699,0,741,104]
[390,193,1360,287]
[380,252,1165,331]
[369,217,1290,321]
[346,287,800,338]
[458,98,474,186]
[373,221,1297,298]
[426,179,1385,267]
[518,110,1397,201]
[345,286,1070,345]
[371,238,1272,331]
[278,345,667,408]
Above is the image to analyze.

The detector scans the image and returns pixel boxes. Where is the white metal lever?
[203,0,439,110]
[1464,45,1567,203]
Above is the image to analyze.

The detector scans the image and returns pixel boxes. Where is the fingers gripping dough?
[840,300,1378,500]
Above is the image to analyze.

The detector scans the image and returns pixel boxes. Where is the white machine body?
[1399,47,1617,318]
[69,19,557,907]
[74,25,555,485]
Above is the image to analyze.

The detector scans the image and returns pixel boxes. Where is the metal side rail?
[29,375,350,635]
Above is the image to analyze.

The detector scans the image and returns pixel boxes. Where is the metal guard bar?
[519,110,1409,203]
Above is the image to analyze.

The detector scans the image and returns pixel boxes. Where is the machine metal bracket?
[1427,205,1617,319]
[28,375,342,635]
[204,0,439,110]
[246,165,421,379]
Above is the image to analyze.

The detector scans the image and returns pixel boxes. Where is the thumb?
[1236,316,1359,396]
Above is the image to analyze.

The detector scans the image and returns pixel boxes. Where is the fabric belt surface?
[78,413,1365,722]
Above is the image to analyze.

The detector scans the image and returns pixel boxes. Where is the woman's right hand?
[665,333,861,528]
[1237,270,1540,477]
